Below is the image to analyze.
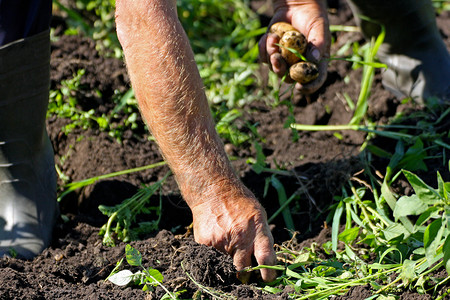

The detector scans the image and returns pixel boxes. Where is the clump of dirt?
[334,285,373,300]
[126,230,241,298]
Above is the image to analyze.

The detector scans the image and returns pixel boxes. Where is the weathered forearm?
[115,0,250,207]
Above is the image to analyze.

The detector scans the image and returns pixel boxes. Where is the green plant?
[99,172,171,246]
[214,106,251,147]
[54,0,121,57]
[58,160,167,201]
[348,24,385,125]
[48,70,144,141]
[107,244,179,298]
[326,166,450,296]
[48,69,103,133]
[243,160,450,299]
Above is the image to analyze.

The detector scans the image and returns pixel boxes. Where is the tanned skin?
[115,0,330,283]
[115,0,277,282]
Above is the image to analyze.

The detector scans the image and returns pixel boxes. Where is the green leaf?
[286,267,303,279]
[415,206,440,227]
[366,144,392,158]
[146,268,164,284]
[424,218,444,266]
[125,244,142,266]
[251,141,266,174]
[386,141,405,178]
[413,247,425,255]
[400,259,416,285]
[402,170,441,204]
[443,235,450,274]
[379,247,403,264]
[393,194,429,220]
[271,176,295,231]
[295,278,320,289]
[332,200,344,252]
[108,270,134,286]
[312,265,337,277]
[344,244,357,261]
[263,286,284,294]
[398,138,427,172]
[424,218,443,248]
[382,223,409,241]
[338,227,360,244]
[437,172,449,201]
[381,179,398,212]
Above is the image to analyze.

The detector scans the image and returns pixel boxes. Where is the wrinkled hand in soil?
[259,0,331,94]
[191,196,277,283]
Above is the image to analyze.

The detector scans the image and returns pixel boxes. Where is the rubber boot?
[346,0,450,105]
[0,30,57,259]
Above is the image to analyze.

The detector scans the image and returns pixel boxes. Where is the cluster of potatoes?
[270,22,319,84]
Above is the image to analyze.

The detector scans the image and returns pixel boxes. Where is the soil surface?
[1,1,449,299]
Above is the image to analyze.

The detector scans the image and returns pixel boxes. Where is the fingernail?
[312,48,321,61]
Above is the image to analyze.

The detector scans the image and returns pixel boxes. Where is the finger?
[267,33,290,75]
[254,232,277,282]
[233,248,252,284]
[266,33,280,57]
[295,59,328,94]
[270,53,288,76]
[259,32,281,66]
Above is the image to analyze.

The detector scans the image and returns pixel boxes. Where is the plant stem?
[142,267,177,300]
[329,25,360,32]
[58,160,167,201]
[297,265,403,299]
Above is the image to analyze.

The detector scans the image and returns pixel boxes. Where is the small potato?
[269,22,321,85]
[269,22,297,38]
[289,62,319,84]
[280,30,307,66]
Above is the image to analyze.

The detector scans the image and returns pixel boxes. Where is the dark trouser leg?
[347,0,450,105]
[0,0,52,46]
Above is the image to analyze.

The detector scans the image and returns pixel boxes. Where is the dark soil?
[1,1,449,299]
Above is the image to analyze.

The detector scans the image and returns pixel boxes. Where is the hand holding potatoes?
[258,1,331,94]
[270,22,319,85]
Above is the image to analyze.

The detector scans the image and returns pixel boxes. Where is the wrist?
[179,173,256,209]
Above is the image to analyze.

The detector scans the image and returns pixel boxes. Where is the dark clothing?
[0,0,52,46]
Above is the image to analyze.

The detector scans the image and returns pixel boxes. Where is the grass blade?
[271,176,295,232]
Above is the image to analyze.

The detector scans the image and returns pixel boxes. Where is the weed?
[58,160,167,201]
[99,172,171,246]
[54,0,121,57]
[107,244,179,298]
[214,105,251,147]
